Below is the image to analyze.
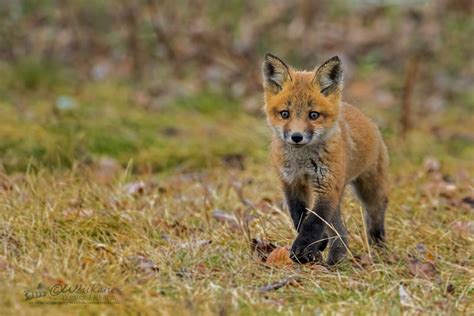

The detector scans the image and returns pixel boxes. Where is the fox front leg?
[289,197,333,264]
[283,182,310,232]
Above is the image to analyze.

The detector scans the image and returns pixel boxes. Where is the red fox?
[262,54,389,265]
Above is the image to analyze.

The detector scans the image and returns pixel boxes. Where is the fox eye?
[309,111,320,120]
[280,110,290,119]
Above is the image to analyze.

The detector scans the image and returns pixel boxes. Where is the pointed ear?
[262,54,291,93]
[313,56,343,96]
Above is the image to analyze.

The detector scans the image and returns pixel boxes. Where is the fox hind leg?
[353,165,388,246]
[326,208,348,265]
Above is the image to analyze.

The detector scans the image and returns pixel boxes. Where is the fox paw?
[290,236,326,264]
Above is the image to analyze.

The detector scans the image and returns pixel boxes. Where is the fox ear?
[313,56,343,96]
[262,54,291,93]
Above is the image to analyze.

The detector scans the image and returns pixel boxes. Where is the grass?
[0,78,268,173]
[0,158,472,314]
[0,79,473,315]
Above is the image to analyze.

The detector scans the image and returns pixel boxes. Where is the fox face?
[263,54,343,147]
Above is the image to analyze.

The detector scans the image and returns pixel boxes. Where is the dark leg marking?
[290,197,333,264]
[326,210,348,265]
[283,183,308,232]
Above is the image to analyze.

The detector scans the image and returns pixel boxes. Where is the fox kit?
[262,54,389,265]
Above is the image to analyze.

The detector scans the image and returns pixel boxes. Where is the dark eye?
[280,110,290,119]
[309,111,320,120]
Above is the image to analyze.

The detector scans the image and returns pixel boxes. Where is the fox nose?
[291,133,303,143]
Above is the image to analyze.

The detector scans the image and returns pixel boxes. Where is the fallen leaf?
[0,257,8,271]
[408,257,437,279]
[415,243,426,255]
[422,174,457,198]
[81,256,95,268]
[153,219,194,237]
[193,262,207,275]
[425,251,436,262]
[451,221,474,236]
[384,252,399,264]
[128,255,159,273]
[399,283,415,307]
[222,153,245,170]
[93,157,122,184]
[251,239,277,261]
[446,283,455,295]
[161,126,180,137]
[359,253,373,267]
[266,247,292,267]
[258,276,301,292]
[123,181,146,196]
[306,263,330,273]
[423,156,441,173]
[0,174,13,191]
[147,290,162,298]
[179,239,212,248]
[461,197,474,208]
[62,208,94,219]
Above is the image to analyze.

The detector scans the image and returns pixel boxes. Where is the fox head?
[262,54,343,147]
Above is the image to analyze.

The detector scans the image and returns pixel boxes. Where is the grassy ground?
[0,79,473,315]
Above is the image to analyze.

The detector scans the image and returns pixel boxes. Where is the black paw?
[369,227,385,246]
[326,246,346,265]
[290,236,327,264]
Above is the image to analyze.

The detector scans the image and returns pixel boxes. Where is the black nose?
[291,133,303,143]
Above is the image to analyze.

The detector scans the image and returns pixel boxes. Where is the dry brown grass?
[1,152,472,314]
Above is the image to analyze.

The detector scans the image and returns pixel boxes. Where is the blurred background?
[0,0,472,175]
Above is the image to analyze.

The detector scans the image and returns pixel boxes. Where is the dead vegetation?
[0,0,472,314]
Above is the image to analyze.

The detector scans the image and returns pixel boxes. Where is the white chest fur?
[281,145,329,185]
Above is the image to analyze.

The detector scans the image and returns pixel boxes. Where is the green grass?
[0,79,472,314]
[0,81,268,173]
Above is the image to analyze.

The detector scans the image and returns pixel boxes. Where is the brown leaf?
[446,283,455,295]
[161,126,181,137]
[423,156,441,173]
[222,153,245,170]
[192,262,207,275]
[415,243,427,255]
[359,253,373,267]
[92,157,122,184]
[399,283,415,307]
[266,247,292,268]
[258,276,301,292]
[408,257,437,279]
[0,174,13,192]
[251,238,277,261]
[128,255,159,273]
[422,174,457,199]
[81,256,94,268]
[461,196,474,208]
[123,181,146,196]
[0,258,9,271]
[152,219,194,237]
[451,220,474,236]
[307,263,330,273]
